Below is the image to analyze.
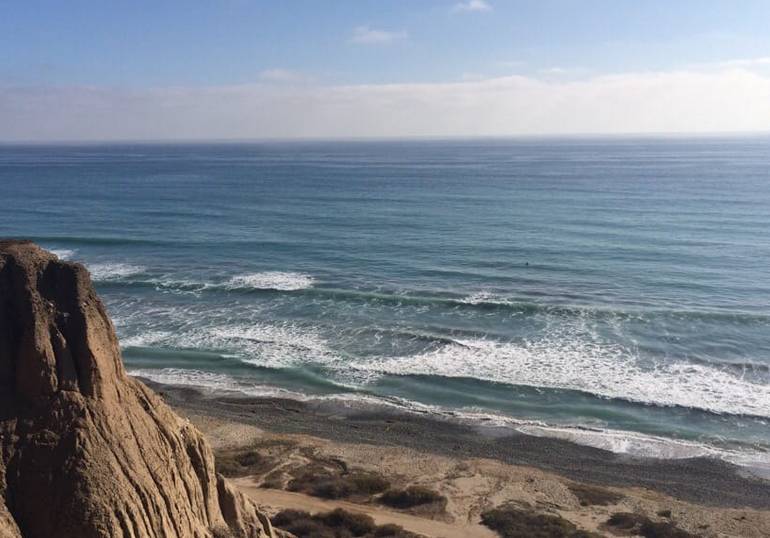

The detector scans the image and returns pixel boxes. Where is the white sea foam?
[120,321,339,370]
[357,336,770,418]
[515,424,770,477]
[460,291,512,305]
[516,424,720,459]
[79,268,315,292]
[226,272,315,291]
[88,262,146,281]
[50,248,76,260]
[120,331,173,348]
[116,312,770,417]
[146,276,215,295]
[128,368,303,398]
[202,323,336,368]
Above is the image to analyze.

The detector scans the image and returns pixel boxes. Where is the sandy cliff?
[0,240,275,538]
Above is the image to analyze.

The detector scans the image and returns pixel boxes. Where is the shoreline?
[142,378,770,510]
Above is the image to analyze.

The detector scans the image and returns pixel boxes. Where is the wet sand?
[144,380,770,510]
[139,380,770,536]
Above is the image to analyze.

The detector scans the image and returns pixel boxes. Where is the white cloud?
[537,66,591,78]
[452,0,492,13]
[2,65,770,141]
[350,25,407,45]
[712,57,770,68]
[692,56,770,69]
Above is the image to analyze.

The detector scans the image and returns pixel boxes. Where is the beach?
[5,3,770,535]
[4,139,770,536]
[147,379,770,537]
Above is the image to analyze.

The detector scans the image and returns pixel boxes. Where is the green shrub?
[379,486,446,510]
[317,508,376,536]
[215,449,272,477]
[349,472,391,495]
[288,469,390,500]
[606,512,695,538]
[481,504,602,538]
[271,508,421,538]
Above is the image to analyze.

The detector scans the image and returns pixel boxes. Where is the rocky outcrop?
[0,240,275,538]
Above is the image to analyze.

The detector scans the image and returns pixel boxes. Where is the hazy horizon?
[3,1,770,142]
[4,131,770,146]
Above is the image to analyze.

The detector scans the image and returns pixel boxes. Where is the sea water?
[2,138,769,471]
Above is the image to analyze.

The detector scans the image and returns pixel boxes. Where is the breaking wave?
[225,272,315,291]
[88,262,147,281]
[50,248,76,260]
[360,337,770,417]
[119,316,770,417]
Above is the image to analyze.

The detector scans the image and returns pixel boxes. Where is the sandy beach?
[146,380,770,537]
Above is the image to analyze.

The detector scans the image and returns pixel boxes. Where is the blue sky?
[2,1,770,140]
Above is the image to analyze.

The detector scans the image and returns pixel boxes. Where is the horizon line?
[3,130,770,146]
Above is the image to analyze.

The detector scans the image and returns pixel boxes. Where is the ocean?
[2,138,769,472]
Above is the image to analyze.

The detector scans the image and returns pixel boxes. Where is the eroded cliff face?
[0,240,275,538]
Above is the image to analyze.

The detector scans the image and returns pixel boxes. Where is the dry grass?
[567,483,624,507]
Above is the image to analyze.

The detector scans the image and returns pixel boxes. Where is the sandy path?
[233,478,498,538]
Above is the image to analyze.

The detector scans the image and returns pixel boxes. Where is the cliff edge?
[0,240,276,538]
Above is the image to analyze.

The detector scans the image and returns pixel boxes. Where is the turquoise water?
[2,138,769,467]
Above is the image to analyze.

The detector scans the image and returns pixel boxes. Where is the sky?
[2,0,770,141]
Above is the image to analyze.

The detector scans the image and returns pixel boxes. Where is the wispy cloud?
[452,0,492,13]
[3,65,770,141]
[537,66,590,77]
[539,67,569,75]
[350,25,407,45]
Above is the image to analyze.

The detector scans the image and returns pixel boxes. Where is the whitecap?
[88,262,146,281]
[50,248,76,260]
[226,271,314,291]
[147,276,213,295]
[460,291,511,305]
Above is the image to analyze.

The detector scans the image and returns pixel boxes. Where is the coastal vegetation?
[566,483,624,507]
[480,504,602,538]
[378,486,448,511]
[271,508,422,538]
[604,512,696,538]
[288,468,391,500]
